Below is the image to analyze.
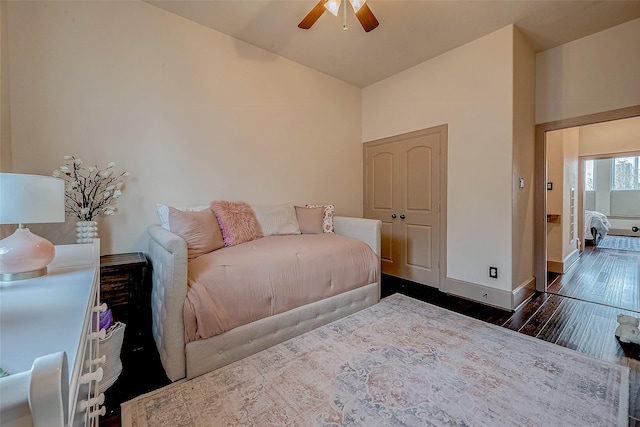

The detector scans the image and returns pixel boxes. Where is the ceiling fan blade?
[355,3,379,32]
[298,0,326,29]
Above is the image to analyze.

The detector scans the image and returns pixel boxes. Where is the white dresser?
[0,240,105,427]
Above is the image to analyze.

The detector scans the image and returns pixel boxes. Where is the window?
[612,156,640,190]
[585,160,595,191]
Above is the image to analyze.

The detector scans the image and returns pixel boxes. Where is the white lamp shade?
[0,173,65,225]
[0,173,65,280]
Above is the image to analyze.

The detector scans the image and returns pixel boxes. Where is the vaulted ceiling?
[146,1,640,87]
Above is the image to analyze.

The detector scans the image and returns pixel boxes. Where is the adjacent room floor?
[548,236,640,313]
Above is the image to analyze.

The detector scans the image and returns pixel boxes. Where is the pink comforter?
[183,234,379,343]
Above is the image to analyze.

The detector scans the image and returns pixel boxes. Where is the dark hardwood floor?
[548,244,640,312]
[102,274,640,426]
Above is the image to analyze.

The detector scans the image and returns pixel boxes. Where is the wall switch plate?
[519,177,524,189]
[547,182,553,190]
[489,266,498,279]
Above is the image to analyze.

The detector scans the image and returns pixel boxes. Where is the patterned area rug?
[121,294,630,427]
[599,235,640,252]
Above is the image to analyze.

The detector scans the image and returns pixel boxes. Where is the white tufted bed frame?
[147,216,382,381]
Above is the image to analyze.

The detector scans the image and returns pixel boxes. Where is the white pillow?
[251,204,301,236]
[156,203,209,230]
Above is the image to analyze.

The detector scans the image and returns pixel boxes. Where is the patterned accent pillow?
[210,201,263,247]
[305,204,335,233]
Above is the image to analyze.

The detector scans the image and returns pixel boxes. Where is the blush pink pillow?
[210,201,263,247]
[168,207,224,259]
[295,206,324,234]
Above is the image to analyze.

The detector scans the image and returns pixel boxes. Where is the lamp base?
[0,227,55,282]
[0,267,47,282]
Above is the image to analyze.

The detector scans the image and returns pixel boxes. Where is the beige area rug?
[122,294,629,426]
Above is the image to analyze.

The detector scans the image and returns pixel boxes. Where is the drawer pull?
[79,393,105,411]
[89,406,106,419]
[88,329,106,341]
[92,355,106,366]
[80,367,103,384]
[93,303,107,313]
[85,355,106,369]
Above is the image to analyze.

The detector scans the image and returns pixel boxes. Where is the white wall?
[363,26,516,292]
[536,18,640,124]
[546,131,564,263]
[511,27,535,290]
[579,116,640,157]
[546,128,579,267]
[3,1,363,254]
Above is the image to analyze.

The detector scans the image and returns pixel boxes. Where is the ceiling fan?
[298,0,379,33]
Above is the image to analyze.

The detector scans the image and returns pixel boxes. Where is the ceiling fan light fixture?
[349,0,366,13]
[324,0,341,16]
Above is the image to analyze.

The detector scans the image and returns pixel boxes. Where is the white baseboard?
[443,276,535,311]
[609,228,640,237]
[547,249,579,274]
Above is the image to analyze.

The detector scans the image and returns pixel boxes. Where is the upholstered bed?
[147,215,381,381]
[585,210,611,246]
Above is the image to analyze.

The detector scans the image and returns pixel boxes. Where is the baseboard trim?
[444,277,513,311]
[547,249,579,274]
[512,277,536,311]
[609,228,640,237]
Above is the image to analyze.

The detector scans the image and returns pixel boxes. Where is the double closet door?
[364,125,446,288]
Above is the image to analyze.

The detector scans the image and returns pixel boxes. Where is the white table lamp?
[0,173,65,281]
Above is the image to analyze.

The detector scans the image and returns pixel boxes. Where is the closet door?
[364,142,399,276]
[396,132,441,286]
[364,126,445,288]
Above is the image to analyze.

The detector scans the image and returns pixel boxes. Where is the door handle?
[391,214,397,219]
[400,214,406,220]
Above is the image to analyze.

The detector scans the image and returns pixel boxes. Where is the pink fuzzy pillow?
[210,201,263,247]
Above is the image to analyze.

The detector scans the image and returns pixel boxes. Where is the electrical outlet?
[489,267,498,279]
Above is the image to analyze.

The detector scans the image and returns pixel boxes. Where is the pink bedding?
[183,234,379,343]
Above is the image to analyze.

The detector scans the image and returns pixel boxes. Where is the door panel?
[380,220,395,273]
[365,144,399,275]
[405,146,432,211]
[405,224,431,269]
[397,134,440,285]
[373,152,394,210]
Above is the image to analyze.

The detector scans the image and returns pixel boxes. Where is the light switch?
[519,177,524,189]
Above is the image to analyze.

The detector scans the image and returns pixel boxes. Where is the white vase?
[76,221,98,244]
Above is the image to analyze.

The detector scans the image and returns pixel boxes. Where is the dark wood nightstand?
[99,252,170,423]
[100,252,150,353]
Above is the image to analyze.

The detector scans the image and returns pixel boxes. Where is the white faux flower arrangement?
[53,156,130,221]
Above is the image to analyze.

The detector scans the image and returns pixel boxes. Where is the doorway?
[535,105,640,311]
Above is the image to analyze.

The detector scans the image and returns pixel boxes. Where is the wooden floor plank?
[548,246,640,313]
[577,304,612,358]
[537,297,579,344]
